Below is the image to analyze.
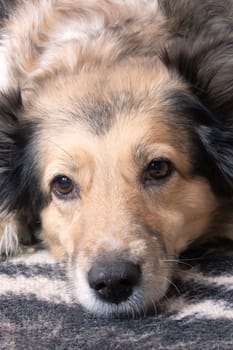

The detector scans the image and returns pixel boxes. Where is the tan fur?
[0,0,167,96]
[0,0,231,316]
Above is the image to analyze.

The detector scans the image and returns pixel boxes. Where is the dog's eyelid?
[52,187,79,200]
[134,143,178,166]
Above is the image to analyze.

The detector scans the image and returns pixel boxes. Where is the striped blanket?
[1,239,233,350]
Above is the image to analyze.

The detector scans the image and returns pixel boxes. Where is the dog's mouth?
[68,254,173,318]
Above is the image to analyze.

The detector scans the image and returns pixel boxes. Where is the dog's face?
[21,59,222,316]
[1,57,232,317]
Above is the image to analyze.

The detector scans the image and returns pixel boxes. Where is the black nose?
[88,259,141,304]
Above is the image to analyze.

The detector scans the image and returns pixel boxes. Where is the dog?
[0,0,233,317]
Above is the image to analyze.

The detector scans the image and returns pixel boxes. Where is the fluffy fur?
[0,0,233,317]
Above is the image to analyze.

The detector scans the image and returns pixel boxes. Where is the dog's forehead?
[26,61,191,170]
[25,57,178,134]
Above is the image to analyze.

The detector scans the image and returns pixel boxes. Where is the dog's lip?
[81,286,165,319]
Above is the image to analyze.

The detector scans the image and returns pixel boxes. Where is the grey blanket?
[1,240,233,350]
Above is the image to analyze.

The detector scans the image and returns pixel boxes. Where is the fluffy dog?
[0,0,233,317]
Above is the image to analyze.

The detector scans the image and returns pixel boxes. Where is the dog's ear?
[196,118,233,197]
[0,89,43,215]
[162,37,233,197]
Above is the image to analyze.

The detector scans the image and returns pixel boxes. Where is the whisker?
[178,261,194,268]
[179,257,204,262]
[161,276,182,295]
[149,296,157,315]
[161,258,194,269]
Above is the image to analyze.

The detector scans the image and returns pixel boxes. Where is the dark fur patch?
[161,37,233,120]
[0,90,48,217]
[164,90,233,197]
[70,90,141,135]
[160,0,233,38]
[161,33,233,197]
[0,0,17,23]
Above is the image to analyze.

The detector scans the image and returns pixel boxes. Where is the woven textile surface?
[1,240,233,350]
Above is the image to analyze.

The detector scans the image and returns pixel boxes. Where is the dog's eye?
[143,158,173,183]
[51,175,77,199]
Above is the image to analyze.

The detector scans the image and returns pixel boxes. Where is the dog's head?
[0,49,233,317]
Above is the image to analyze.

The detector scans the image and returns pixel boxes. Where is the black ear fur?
[196,121,233,196]
[162,36,233,197]
[0,90,44,216]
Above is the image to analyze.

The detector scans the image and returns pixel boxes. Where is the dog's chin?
[68,263,171,318]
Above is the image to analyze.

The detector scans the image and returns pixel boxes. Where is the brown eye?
[52,175,77,199]
[143,158,173,183]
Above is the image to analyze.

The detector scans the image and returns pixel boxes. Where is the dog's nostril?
[88,260,141,304]
[121,278,129,286]
[95,282,106,291]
